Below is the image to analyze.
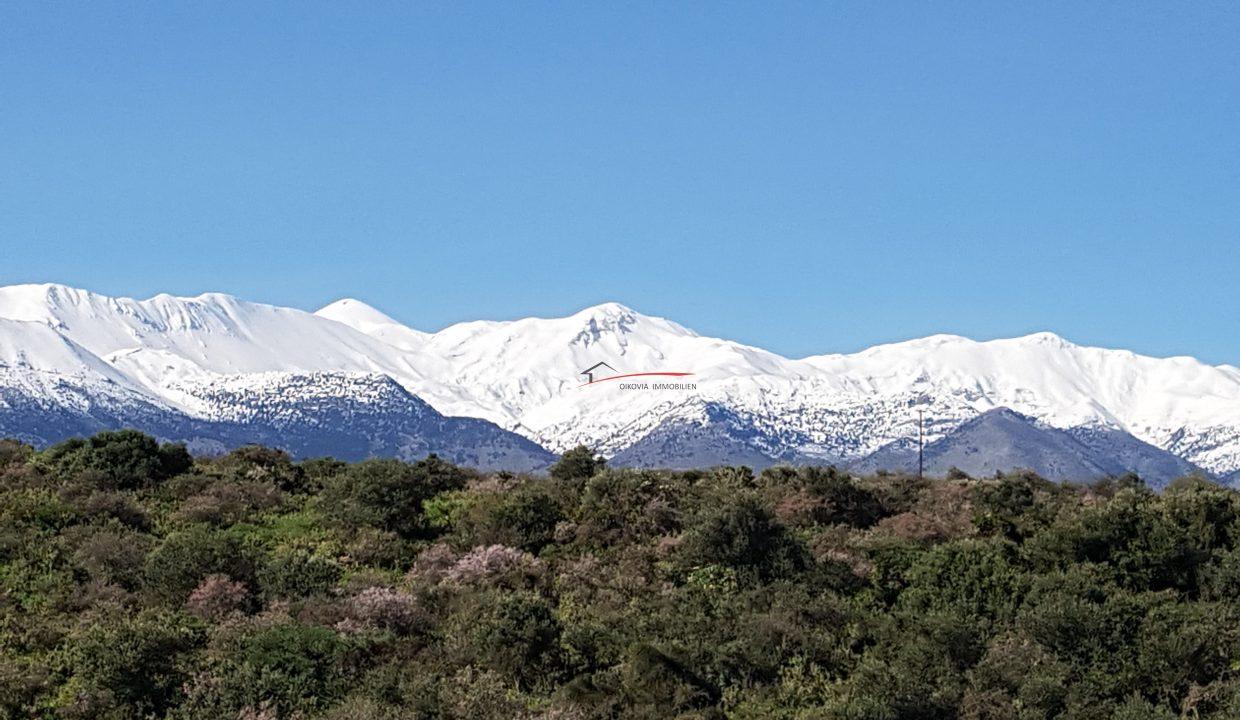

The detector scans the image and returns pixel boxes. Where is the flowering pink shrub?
[335,586,419,634]
[406,543,458,584]
[444,544,542,586]
[185,574,248,621]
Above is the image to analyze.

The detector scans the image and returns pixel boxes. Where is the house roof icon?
[580,361,617,384]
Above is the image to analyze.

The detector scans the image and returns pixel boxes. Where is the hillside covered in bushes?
[0,431,1238,718]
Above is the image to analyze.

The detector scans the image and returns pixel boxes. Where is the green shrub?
[575,468,688,544]
[898,539,1027,623]
[179,622,353,718]
[678,493,809,581]
[1027,489,1214,593]
[256,549,342,600]
[761,465,887,528]
[53,609,201,718]
[453,590,562,689]
[68,522,155,590]
[549,445,605,483]
[322,456,470,538]
[40,430,191,490]
[143,525,253,603]
[456,483,565,553]
[218,445,308,492]
[972,471,1062,541]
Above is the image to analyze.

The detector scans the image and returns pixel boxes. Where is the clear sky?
[2,3,1238,363]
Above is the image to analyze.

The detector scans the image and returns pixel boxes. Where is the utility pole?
[917,409,924,479]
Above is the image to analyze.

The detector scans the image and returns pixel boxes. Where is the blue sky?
[2,2,1238,362]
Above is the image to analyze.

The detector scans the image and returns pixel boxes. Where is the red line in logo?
[579,371,694,387]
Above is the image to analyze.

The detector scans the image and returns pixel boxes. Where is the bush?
[1027,489,1215,593]
[575,468,687,544]
[64,488,150,529]
[444,544,543,588]
[455,483,565,552]
[972,472,1062,541]
[175,479,283,526]
[678,493,809,581]
[69,523,155,590]
[621,643,719,714]
[336,586,422,635]
[180,622,353,718]
[40,430,192,490]
[762,465,887,528]
[54,610,201,718]
[898,539,1027,623]
[960,634,1069,718]
[0,439,33,469]
[549,446,605,483]
[322,456,470,538]
[256,549,341,600]
[454,591,562,689]
[143,525,253,603]
[218,445,308,493]
[185,574,250,621]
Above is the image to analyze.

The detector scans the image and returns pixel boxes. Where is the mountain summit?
[316,298,406,331]
[1,284,1238,481]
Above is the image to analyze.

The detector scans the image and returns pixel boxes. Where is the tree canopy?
[0,432,1236,718]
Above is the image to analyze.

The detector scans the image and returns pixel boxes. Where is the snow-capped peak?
[574,300,636,316]
[0,283,101,325]
[0,284,431,382]
[316,298,402,329]
[568,302,698,342]
[315,298,428,351]
[4,283,1240,475]
[1010,330,1076,349]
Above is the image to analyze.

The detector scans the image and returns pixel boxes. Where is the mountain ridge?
[849,408,1205,488]
[2,283,1238,478]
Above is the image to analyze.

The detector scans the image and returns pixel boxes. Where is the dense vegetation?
[1,431,1238,719]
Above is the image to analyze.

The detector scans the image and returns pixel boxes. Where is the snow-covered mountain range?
[2,283,1238,484]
